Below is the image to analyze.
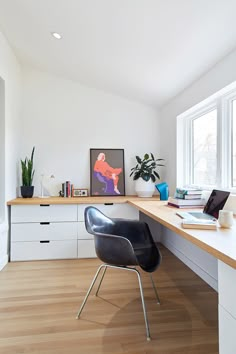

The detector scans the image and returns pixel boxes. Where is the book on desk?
[181,219,217,230]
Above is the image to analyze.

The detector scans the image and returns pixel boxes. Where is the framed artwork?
[90,148,125,196]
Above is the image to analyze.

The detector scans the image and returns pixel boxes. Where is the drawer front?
[77,222,93,240]
[11,240,77,261]
[77,203,138,221]
[11,222,78,242]
[77,239,97,258]
[11,204,77,223]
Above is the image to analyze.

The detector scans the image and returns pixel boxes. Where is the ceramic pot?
[21,186,34,198]
[135,178,155,197]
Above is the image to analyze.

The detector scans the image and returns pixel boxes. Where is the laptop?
[177,189,230,221]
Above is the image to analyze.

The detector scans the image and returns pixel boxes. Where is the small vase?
[21,186,34,198]
[135,178,155,197]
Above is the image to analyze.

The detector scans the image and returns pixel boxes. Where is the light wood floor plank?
[0,245,218,353]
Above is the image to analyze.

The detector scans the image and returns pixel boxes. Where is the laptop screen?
[203,189,230,218]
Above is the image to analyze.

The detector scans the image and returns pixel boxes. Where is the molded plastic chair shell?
[77,206,162,340]
[85,206,162,272]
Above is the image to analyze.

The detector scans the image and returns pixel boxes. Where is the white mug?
[218,210,234,228]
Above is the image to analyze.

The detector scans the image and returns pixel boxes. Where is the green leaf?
[151,174,156,182]
[144,153,149,160]
[136,156,142,164]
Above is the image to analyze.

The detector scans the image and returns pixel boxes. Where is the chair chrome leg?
[76,264,105,319]
[149,274,160,304]
[76,263,151,340]
[95,265,107,296]
[135,269,151,341]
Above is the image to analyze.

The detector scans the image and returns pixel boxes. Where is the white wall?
[21,67,160,196]
[0,30,21,269]
[159,47,236,290]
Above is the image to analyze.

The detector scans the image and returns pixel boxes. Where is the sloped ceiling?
[0,0,236,107]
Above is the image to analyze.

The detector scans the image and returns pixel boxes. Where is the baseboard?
[0,254,8,271]
[162,238,218,291]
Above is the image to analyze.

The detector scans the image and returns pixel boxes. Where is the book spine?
[176,188,202,195]
[63,183,66,198]
[175,192,202,199]
[66,181,71,197]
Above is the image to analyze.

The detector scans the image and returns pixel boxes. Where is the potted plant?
[130,153,164,197]
[20,147,35,198]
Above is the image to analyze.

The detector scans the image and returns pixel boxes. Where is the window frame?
[177,81,236,193]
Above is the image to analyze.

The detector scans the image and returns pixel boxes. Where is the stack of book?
[61,181,74,197]
[168,187,205,208]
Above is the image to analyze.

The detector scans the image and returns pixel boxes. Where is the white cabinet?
[10,204,78,261]
[218,260,236,354]
[9,201,139,261]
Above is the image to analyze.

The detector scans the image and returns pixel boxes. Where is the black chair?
[76,206,162,340]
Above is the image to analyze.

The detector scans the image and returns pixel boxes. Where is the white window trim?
[177,81,236,192]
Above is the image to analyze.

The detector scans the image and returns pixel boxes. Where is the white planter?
[135,178,155,197]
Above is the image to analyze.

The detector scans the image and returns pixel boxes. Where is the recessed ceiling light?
[51,32,62,40]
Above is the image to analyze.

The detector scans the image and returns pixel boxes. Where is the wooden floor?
[0,245,218,354]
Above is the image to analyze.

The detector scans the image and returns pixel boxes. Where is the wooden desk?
[128,200,236,354]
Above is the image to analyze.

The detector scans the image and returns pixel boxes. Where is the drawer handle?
[40,222,50,225]
[104,203,114,205]
[40,204,50,207]
[40,240,50,243]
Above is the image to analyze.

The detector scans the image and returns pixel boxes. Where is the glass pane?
[232,100,236,187]
[192,110,217,185]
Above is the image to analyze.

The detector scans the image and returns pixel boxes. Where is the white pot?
[135,178,155,197]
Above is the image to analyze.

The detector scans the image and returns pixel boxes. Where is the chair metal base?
[76,264,161,341]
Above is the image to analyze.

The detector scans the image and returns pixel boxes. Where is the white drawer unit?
[10,204,78,261]
[9,199,138,261]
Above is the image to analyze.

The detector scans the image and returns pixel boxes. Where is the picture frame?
[72,188,88,197]
[90,148,125,196]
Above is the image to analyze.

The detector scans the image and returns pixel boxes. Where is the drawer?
[78,222,93,240]
[77,239,97,258]
[11,222,78,242]
[11,204,77,223]
[77,203,138,221]
[11,240,77,261]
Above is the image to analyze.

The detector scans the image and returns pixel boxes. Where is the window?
[0,77,5,222]
[177,82,236,192]
[232,99,236,187]
[192,109,217,186]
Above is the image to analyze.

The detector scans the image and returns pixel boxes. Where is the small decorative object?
[20,146,35,198]
[90,148,125,196]
[40,174,55,198]
[155,182,169,200]
[72,188,88,197]
[130,153,164,197]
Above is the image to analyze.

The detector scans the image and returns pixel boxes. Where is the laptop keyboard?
[176,212,197,220]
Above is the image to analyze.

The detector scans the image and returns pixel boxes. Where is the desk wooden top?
[7,196,158,206]
[128,200,236,269]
